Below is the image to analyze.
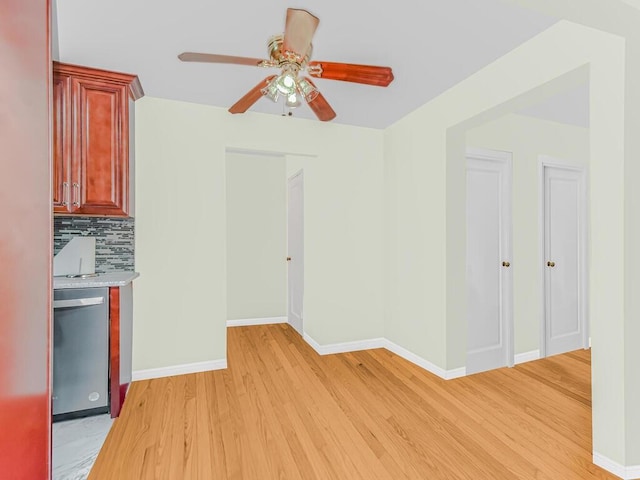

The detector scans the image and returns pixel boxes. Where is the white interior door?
[542,160,587,357]
[287,171,304,335]
[466,149,513,375]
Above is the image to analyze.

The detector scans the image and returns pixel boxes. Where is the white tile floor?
[53,414,114,480]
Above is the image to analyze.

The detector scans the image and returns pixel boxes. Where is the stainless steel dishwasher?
[53,287,110,421]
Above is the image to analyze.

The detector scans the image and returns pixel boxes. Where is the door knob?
[502,261,510,267]
[286,257,292,261]
[547,261,555,267]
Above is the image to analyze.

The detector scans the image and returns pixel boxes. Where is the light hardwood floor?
[90,324,616,479]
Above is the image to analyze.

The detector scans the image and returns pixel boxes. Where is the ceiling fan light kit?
[178,8,394,121]
[261,70,319,109]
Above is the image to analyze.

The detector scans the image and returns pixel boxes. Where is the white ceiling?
[55,0,559,129]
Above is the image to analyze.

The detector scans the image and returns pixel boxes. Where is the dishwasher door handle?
[53,297,105,309]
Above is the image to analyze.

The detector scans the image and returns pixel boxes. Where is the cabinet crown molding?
[53,61,144,101]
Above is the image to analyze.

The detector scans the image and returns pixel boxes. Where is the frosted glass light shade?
[275,73,296,96]
[297,78,319,103]
[261,78,280,103]
[286,93,301,108]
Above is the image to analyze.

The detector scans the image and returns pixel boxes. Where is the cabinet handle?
[72,182,80,207]
[62,182,69,206]
[53,297,105,309]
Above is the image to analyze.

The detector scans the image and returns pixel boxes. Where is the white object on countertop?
[53,237,96,276]
[53,271,140,290]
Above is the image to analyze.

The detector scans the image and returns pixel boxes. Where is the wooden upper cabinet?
[73,77,127,215]
[53,62,143,216]
[53,73,72,213]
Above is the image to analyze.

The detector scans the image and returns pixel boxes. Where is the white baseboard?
[593,452,640,479]
[227,316,287,327]
[444,366,467,380]
[132,359,227,381]
[302,334,465,380]
[303,333,386,355]
[514,349,541,365]
[383,340,466,380]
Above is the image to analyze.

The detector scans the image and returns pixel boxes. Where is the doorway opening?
[225,151,288,327]
[287,170,304,335]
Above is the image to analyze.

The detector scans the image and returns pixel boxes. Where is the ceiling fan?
[178,8,394,122]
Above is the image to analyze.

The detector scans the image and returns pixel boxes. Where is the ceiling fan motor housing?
[267,35,312,68]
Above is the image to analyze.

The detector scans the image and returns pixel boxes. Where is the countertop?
[53,271,139,290]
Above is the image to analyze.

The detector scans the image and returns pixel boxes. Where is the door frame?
[287,169,304,335]
[466,147,514,371]
[538,156,589,358]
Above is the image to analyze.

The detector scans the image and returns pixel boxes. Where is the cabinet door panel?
[72,78,128,216]
[53,74,72,214]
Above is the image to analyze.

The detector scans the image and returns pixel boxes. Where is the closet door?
[466,150,513,375]
[541,160,588,356]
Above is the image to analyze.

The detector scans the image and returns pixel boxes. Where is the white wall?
[134,98,385,370]
[465,113,589,355]
[226,152,286,320]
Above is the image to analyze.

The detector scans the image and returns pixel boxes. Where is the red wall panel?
[0,0,52,478]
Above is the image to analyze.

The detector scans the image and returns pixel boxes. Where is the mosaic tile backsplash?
[54,217,134,273]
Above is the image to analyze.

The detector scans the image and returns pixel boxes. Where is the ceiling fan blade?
[178,52,265,67]
[307,61,394,87]
[303,77,336,122]
[282,8,319,58]
[229,75,277,114]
